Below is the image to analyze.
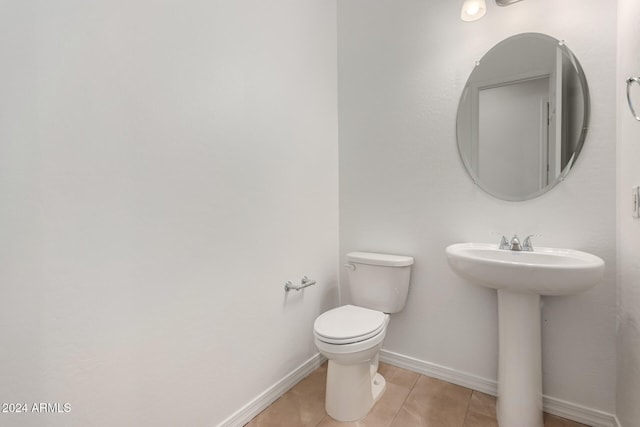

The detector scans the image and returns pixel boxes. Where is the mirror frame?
[455,33,590,201]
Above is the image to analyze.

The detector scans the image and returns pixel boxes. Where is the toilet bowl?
[313,252,413,422]
[314,304,390,421]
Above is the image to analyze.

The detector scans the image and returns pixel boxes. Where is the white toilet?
[313,251,414,422]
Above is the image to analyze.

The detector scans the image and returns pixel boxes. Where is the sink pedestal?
[497,289,543,427]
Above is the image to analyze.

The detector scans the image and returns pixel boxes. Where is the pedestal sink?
[446,242,605,427]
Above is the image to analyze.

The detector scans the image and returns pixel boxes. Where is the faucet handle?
[522,235,534,251]
[498,235,510,249]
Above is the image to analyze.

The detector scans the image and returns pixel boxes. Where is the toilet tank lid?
[347,252,414,267]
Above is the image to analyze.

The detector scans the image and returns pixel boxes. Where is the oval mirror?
[456,33,590,201]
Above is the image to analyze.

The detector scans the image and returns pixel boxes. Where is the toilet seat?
[314,305,387,345]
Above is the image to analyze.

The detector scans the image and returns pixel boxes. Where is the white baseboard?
[380,349,618,427]
[216,353,326,427]
[542,395,619,427]
[379,349,498,396]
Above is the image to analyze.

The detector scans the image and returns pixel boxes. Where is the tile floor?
[246,362,589,427]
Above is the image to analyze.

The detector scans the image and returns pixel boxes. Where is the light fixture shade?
[460,0,487,22]
[495,0,524,6]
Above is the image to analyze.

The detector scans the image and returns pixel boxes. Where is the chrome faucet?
[499,234,534,251]
[509,235,522,251]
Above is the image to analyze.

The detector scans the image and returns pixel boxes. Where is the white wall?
[617,0,640,425]
[338,0,617,414]
[0,1,338,426]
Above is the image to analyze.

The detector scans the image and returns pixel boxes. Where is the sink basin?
[446,242,604,296]
[446,242,605,427]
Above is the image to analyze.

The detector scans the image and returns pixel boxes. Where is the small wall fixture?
[460,0,486,22]
[461,0,523,22]
[495,0,524,5]
[626,77,640,121]
[284,276,317,292]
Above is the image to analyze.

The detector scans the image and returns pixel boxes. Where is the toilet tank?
[346,252,414,314]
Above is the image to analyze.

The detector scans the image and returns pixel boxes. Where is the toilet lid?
[314,305,386,344]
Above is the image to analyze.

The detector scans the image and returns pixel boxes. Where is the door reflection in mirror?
[456,33,589,201]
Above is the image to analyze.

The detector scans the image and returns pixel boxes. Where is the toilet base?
[325,359,386,422]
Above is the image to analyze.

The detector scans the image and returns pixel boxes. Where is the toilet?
[313,251,414,422]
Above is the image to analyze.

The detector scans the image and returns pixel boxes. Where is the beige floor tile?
[544,413,589,427]
[389,375,472,427]
[463,392,498,427]
[246,363,328,427]
[378,362,420,389]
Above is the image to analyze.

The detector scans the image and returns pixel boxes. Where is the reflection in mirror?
[456,33,590,201]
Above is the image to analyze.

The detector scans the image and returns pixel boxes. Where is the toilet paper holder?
[284,276,317,292]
